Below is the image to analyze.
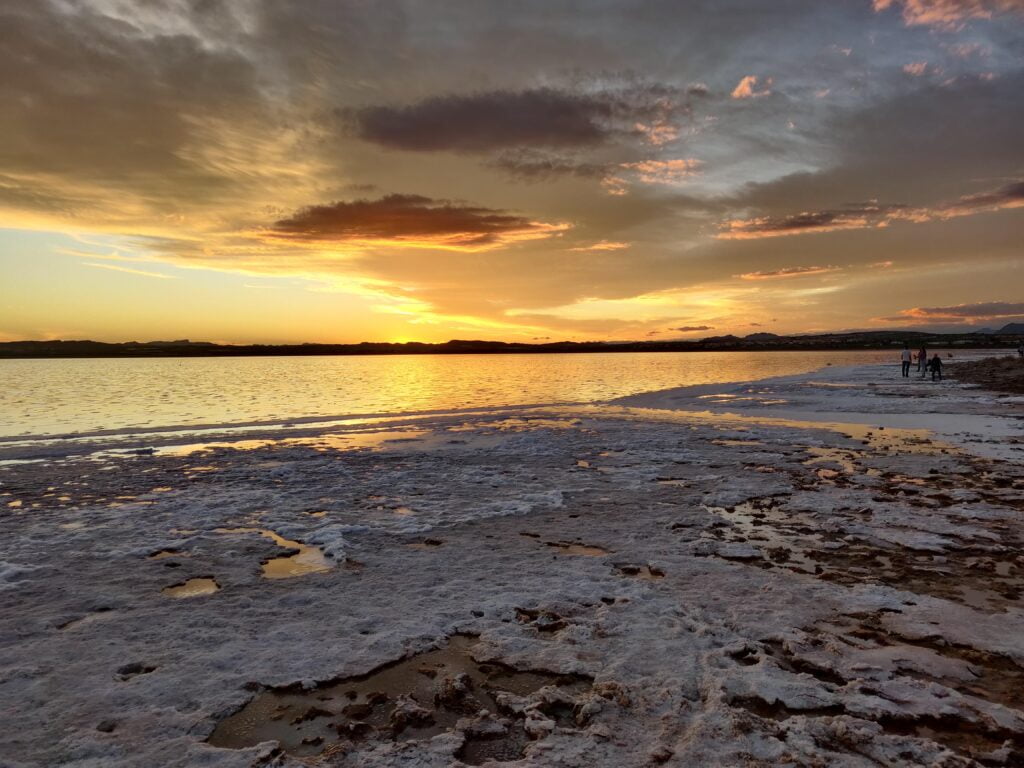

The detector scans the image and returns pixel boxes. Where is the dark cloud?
[721,181,1023,239]
[721,204,907,239]
[954,181,1024,209]
[269,194,563,249]
[487,150,610,181]
[672,325,714,332]
[347,85,687,152]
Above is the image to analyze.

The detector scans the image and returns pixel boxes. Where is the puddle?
[804,447,859,474]
[545,541,610,557]
[207,634,592,760]
[299,429,429,452]
[162,578,219,598]
[215,528,332,579]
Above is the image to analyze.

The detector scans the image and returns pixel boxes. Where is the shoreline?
[2,362,1024,766]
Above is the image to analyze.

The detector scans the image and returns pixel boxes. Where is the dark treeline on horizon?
[2,328,1023,359]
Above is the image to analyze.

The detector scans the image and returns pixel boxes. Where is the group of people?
[901,344,943,380]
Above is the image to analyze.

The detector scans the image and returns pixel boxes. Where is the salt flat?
[2,362,1024,767]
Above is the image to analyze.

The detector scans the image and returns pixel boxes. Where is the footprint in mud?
[117,662,156,681]
[58,606,115,631]
[207,634,595,763]
[162,577,220,598]
[613,564,665,581]
[545,541,610,557]
[148,549,189,561]
[407,538,444,550]
[515,608,569,634]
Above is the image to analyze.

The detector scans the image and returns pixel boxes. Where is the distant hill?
[1,329,1021,359]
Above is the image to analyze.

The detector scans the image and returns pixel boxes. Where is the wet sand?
[2,361,1024,766]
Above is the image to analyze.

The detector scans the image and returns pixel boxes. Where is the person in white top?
[900,344,912,378]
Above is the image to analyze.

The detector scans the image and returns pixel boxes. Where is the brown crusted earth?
[951,355,1024,395]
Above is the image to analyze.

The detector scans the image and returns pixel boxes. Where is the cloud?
[487,149,609,181]
[719,181,1024,239]
[872,0,1024,29]
[568,240,630,252]
[885,301,1024,320]
[268,194,568,251]
[671,325,714,332]
[82,262,175,279]
[620,159,702,185]
[348,85,687,152]
[731,75,772,99]
[903,61,930,76]
[737,266,842,280]
[720,204,905,239]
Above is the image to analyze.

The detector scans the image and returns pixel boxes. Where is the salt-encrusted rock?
[389,695,434,733]
[523,709,556,738]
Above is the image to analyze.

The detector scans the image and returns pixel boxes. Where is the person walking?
[901,344,912,377]
[917,345,927,374]
[928,353,943,381]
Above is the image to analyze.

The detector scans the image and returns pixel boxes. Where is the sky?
[0,0,1022,344]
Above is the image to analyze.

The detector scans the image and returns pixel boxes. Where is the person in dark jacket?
[928,354,943,381]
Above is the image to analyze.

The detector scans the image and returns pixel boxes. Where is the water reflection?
[214,527,332,579]
[0,350,920,440]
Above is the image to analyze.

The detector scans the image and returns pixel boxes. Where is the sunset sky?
[1,0,1022,344]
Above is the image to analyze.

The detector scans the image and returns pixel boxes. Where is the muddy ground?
[951,356,1024,396]
[2,363,1024,767]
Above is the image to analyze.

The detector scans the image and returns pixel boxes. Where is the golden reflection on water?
[214,527,332,579]
[2,350,909,439]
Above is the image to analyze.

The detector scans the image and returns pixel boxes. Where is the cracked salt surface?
[3,356,1024,766]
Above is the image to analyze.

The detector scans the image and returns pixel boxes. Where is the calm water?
[0,350,919,438]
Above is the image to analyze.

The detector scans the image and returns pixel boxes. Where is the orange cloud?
[737,265,842,280]
[634,120,680,146]
[568,240,630,252]
[903,61,930,76]
[881,301,1024,321]
[731,75,772,99]
[620,158,702,184]
[873,0,1024,29]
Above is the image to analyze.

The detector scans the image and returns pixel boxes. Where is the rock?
[389,694,435,733]
[435,672,473,709]
[96,720,117,733]
[523,709,556,738]
[650,745,674,763]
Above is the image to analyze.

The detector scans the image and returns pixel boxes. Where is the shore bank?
[951,355,1024,396]
[2,361,1023,767]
